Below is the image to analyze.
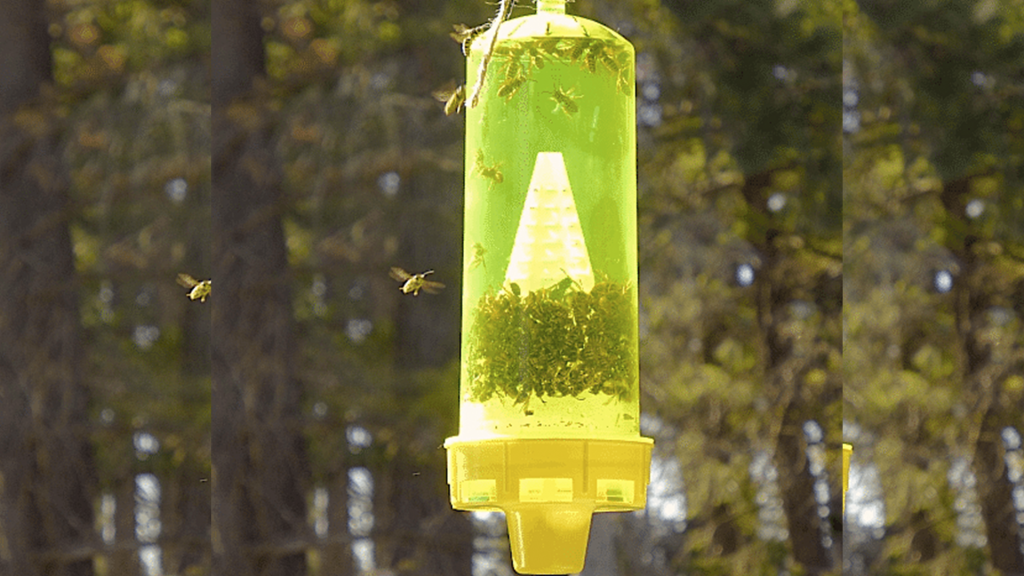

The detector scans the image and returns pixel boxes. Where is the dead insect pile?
[465,277,635,411]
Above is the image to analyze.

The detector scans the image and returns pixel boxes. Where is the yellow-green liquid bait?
[460,12,638,440]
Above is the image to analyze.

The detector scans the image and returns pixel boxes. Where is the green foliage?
[845,0,1024,572]
[46,15,212,565]
[630,0,844,571]
[52,0,208,95]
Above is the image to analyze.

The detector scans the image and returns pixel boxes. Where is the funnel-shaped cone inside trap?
[506,503,595,574]
[506,152,595,294]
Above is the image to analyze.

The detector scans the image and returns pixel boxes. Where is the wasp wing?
[177,273,199,289]
[432,80,458,101]
[389,267,412,282]
[433,82,465,116]
[420,280,446,294]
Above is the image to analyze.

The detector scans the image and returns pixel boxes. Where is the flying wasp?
[389,267,445,296]
[177,273,211,303]
[450,23,488,56]
[467,0,519,108]
[433,81,466,116]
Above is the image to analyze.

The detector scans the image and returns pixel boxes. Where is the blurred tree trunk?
[166,109,213,576]
[0,1,97,575]
[0,0,50,113]
[392,179,460,370]
[373,452,473,576]
[775,399,829,572]
[211,0,310,574]
[973,403,1024,574]
[373,119,470,574]
[320,470,355,576]
[746,171,832,574]
[180,180,212,379]
[942,176,1024,575]
[163,460,212,575]
[110,478,141,576]
[165,190,213,575]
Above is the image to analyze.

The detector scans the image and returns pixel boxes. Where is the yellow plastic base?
[445,436,653,574]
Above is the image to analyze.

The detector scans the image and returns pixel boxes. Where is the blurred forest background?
[209,0,844,573]
[843,0,1024,575]
[1,0,1013,576]
[1,0,211,575]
